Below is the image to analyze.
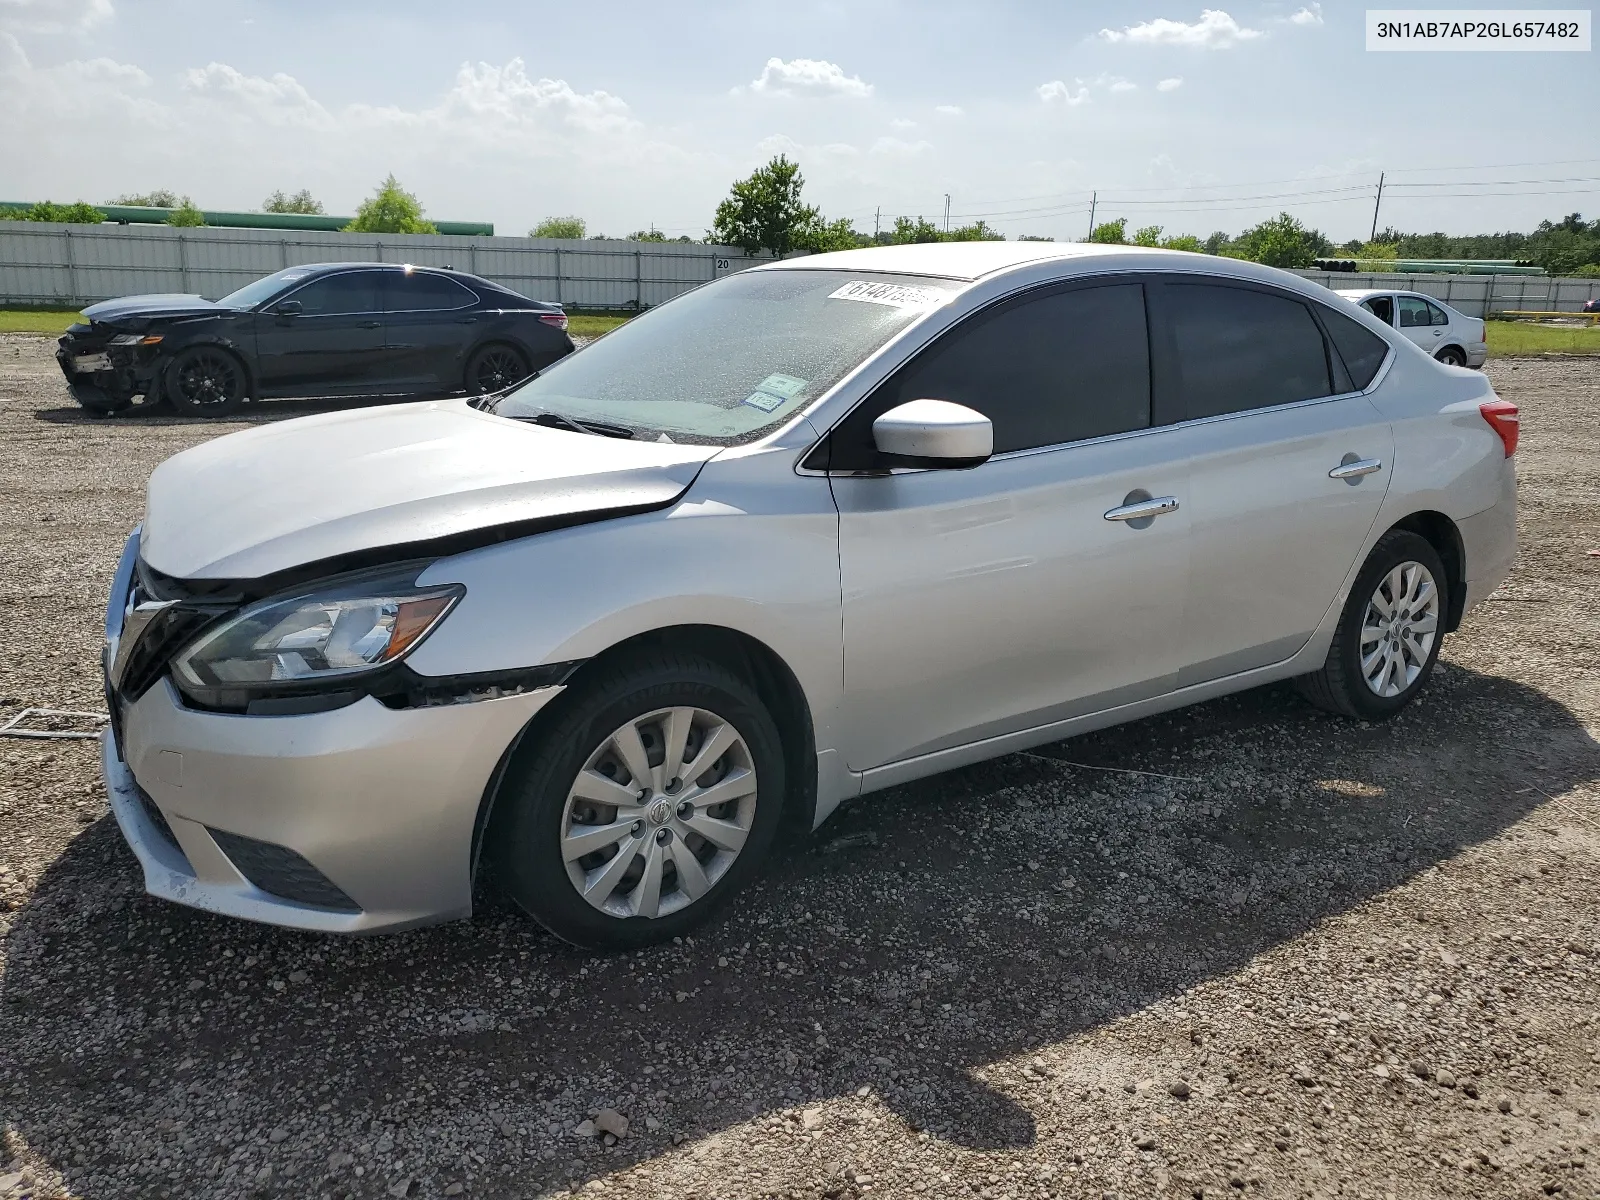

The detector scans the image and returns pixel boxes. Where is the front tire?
[489,652,786,949]
[1295,530,1448,720]
[165,346,248,417]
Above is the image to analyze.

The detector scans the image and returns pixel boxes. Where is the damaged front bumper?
[56,328,164,411]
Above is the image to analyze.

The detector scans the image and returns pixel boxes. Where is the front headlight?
[172,572,463,698]
[109,332,163,346]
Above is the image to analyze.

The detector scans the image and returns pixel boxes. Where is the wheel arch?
[469,622,818,885]
[1386,510,1467,632]
[1435,343,1467,364]
[163,337,258,401]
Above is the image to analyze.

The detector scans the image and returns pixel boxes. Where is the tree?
[1017,235,1056,242]
[19,201,103,224]
[797,215,866,253]
[625,228,669,242]
[110,189,181,208]
[947,220,1005,242]
[1202,231,1231,255]
[263,189,323,215]
[1088,218,1128,244]
[709,155,819,256]
[1233,212,1326,268]
[889,216,943,244]
[1132,224,1163,247]
[167,197,206,227]
[345,175,437,235]
[1160,234,1203,253]
[531,216,587,239]
[1357,240,1398,260]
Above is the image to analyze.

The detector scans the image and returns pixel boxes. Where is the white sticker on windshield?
[828,280,945,309]
[741,372,807,413]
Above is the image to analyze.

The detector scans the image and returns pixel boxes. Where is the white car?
[1335,289,1487,368]
[102,243,1519,948]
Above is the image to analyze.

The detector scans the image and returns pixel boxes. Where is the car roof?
[754,241,1337,293]
[286,261,543,301]
[1335,287,1440,302]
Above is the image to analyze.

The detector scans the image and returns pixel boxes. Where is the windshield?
[218,266,318,310]
[494,269,961,445]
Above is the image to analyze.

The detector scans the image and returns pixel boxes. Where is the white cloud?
[869,136,931,156]
[1289,3,1323,25]
[0,0,112,34]
[934,104,963,116]
[1100,9,1264,49]
[1156,76,1185,91]
[1109,78,1138,92]
[889,116,917,129]
[746,56,872,99]
[183,62,332,128]
[1037,79,1090,105]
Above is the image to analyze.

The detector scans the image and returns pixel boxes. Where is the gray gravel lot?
[1,334,1597,1200]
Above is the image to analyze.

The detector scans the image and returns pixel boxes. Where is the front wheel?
[1295,530,1448,720]
[165,346,248,417]
[489,652,786,949]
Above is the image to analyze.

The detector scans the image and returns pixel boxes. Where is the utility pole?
[1370,172,1385,243]
[874,206,881,243]
[1087,191,1097,240]
[944,194,951,233]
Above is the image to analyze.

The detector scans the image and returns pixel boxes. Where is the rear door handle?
[456,316,479,325]
[1329,457,1383,479]
[1103,496,1180,522]
[359,320,381,329]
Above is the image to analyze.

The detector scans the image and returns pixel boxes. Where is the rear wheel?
[490,652,785,949]
[466,344,532,395]
[165,346,247,417]
[1436,345,1467,367]
[1295,530,1448,720]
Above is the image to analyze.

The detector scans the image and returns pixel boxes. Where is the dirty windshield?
[495,269,959,445]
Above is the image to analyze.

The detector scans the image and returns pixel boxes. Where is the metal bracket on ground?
[0,708,108,740]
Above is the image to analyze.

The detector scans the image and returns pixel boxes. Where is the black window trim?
[799,268,1395,476]
[272,267,389,318]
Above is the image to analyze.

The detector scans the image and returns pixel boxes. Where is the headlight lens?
[172,575,463,693]
[109,332,163,346]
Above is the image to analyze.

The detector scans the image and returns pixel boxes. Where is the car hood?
[139,399,720,581]
[82,294,225,325]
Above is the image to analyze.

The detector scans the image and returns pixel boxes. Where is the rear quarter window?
[1320,305,1392,390]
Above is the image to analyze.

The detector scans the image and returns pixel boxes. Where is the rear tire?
[489,652,786,950]
[165,346,248,417]
[1295,530,1448,721]
[466,343,532,395]
[1436,345,1467,367]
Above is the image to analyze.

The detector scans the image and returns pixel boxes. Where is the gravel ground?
[1,334,1597,1200]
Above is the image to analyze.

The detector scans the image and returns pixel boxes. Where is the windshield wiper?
[520,410,636,439]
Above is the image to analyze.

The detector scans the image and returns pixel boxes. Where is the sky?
[1,0,1595,244]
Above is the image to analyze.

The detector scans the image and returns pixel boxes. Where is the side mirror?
[273,299,302,318]
[871,399,993,469]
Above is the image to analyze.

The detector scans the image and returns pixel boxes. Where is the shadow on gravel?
[3,663,1597,1196]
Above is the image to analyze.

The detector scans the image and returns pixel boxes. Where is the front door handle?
[1329,457,1383,480]
[1104,496,1180,522]
[359,320,381,329]
[456,316,479,325]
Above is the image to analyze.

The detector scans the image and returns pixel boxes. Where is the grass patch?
[0,309,79,335]
[567,314,630,338]
[1486,321,1600,357]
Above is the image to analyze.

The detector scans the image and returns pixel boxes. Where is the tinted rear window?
[1321,304,1391,390]
[384,272,476,312]
[1165,283,1332,419]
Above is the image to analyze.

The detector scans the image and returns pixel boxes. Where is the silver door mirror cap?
[871,399,993,469]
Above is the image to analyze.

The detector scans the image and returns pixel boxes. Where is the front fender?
[407,443,845,773]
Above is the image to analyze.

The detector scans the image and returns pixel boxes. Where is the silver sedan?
[102,243,1518,948]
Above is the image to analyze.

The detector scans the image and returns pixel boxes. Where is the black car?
[56,262,575,417]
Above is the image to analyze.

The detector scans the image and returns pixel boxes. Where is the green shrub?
[345,175,437,235]
[531,216,587,239]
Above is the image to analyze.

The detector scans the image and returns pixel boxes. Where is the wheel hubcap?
[1359,560,1440,698]
[480,352,522,390]
[179,356,236,406]
[560,706,757,919]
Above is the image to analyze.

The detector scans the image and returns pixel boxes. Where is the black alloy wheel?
[166,347,247,417]
[467,344,532,395]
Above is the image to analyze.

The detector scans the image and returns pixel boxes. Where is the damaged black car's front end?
[56,322,169,414]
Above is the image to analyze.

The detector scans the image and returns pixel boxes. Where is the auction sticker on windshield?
[828,280,948,309]
[742,372,807,413]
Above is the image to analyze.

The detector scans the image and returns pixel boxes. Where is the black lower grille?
[207,829,360,912]
[135,786,184,858]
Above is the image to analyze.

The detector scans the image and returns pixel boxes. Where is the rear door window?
[1426,299,1451,326]
[1319,304,1392,390]
[1397,296,1434,329]
[1162,282,1333,420]
[822,281,1151,468]
[383,272,477,312]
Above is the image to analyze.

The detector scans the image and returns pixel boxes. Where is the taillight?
[1479,398,1519,457]
[538,312,569,331]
